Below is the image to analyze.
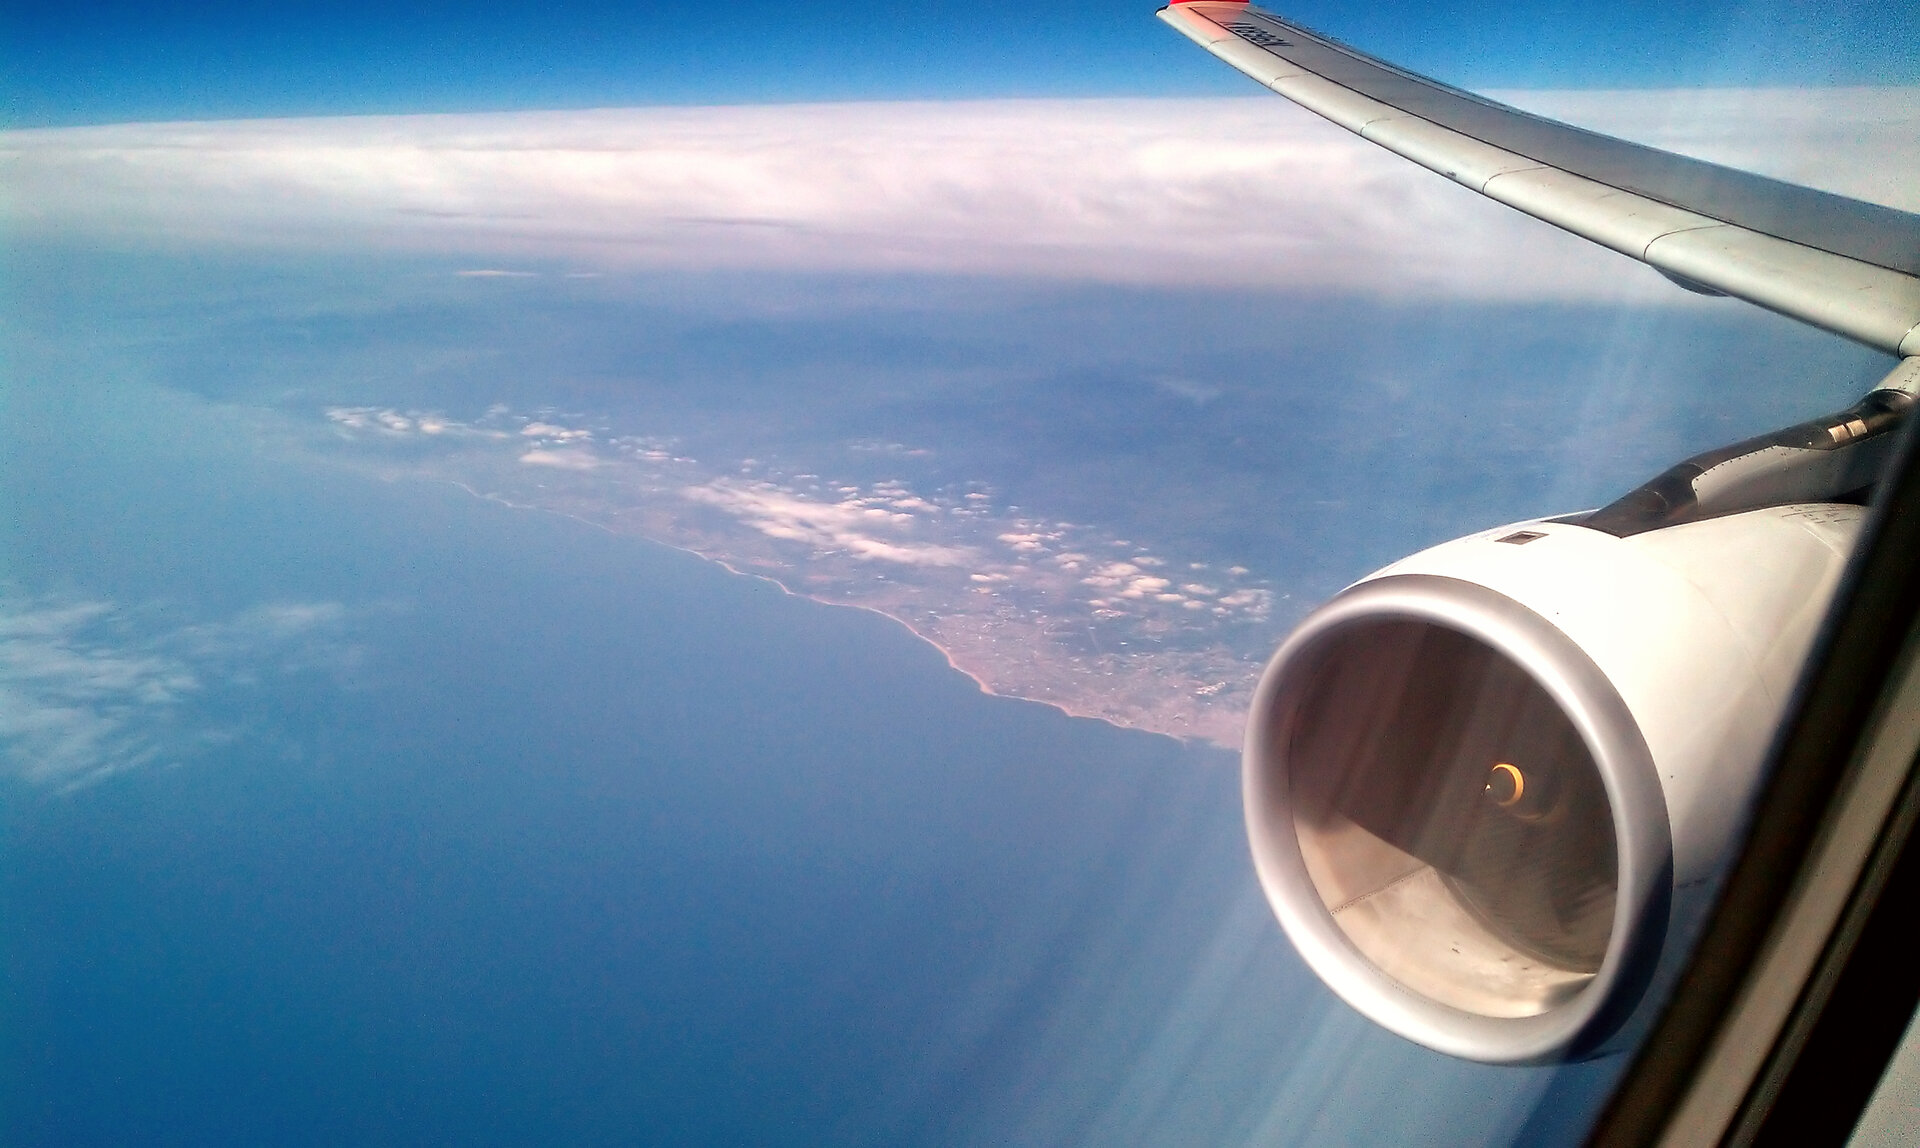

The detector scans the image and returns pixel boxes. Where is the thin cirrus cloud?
[0,595,362,789]
[3,90,1913,299]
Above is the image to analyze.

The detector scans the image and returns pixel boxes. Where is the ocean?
[2,272,1631,1146]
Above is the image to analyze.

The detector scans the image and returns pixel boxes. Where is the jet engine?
[1243,387,1911,1063]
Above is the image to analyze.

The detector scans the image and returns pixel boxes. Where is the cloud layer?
[5,92,1913,299]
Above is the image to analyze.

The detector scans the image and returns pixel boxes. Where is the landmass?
[313,404,1296,749]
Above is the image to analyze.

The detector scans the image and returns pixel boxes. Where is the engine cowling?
[1243,503,1862,1063]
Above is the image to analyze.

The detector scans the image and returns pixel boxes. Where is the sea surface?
[5,273,1652,1145]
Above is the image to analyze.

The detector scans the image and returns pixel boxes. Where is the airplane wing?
[1158,1,1920,358]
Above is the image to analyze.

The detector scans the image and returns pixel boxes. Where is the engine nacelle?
[1243,504,1862,1063]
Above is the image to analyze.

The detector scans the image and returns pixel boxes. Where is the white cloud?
[327,405,507,440]
[685,480,976,567]
[520,448,601,470]
[1217,588,1273,619]
[5,91,1912,299]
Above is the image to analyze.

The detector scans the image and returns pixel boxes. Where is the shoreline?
[443,478,1245,755]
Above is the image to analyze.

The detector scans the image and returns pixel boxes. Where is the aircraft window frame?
[1846,1004,1920,1144]
[1759,716,1920,1143]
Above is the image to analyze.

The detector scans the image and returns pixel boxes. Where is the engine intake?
[1291,618,1618,1005]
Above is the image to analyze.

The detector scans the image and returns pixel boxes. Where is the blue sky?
[4,0,1918,127]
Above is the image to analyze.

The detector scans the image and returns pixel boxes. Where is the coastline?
[442,478,1249,753]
